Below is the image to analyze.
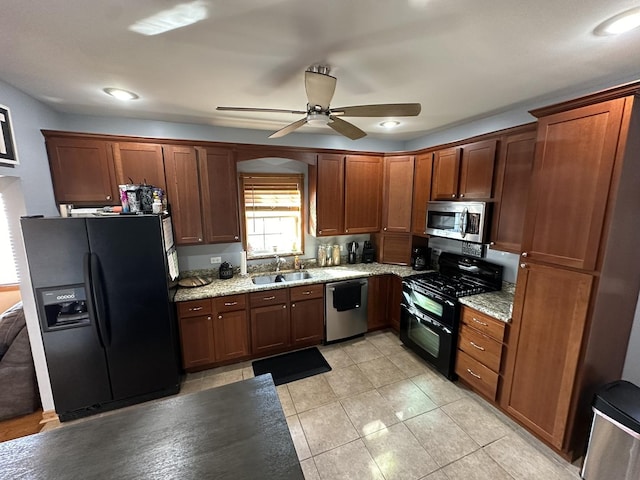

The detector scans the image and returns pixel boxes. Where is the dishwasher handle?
[328,280,367,291]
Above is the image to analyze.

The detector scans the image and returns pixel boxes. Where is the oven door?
[425,201,487,243]
[401,279,457,330]
[399,304,456,379]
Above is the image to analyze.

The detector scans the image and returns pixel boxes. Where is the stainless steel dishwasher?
[325,279,368,343]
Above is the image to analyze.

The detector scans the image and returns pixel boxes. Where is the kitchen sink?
[251,271,311,285]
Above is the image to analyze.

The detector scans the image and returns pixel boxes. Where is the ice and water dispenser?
[37,285,90,331]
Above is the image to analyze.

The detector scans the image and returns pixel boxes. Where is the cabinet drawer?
[214,294,247,313]
[177,299,213,318]
[455,350,499,400]
[458,325,503,372]
[290,283,324,302]
[461,306,505,342]
[249,288,289,307]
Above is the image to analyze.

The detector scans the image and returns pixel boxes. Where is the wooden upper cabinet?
[372,232,411,265]
[344,155,383,234]
[163,145,204,245]
[197,147,240,243]
[521,99,625,270]
[411,153,433,236]
[311,154,345,236]
[45,136,119,205]
[382,155,414,233]
[112,142,166,191]
[458,139,497,199]
[490,130,536,253]
[431,140,496,200]
[500,262,593,449]
[431,147,461,200]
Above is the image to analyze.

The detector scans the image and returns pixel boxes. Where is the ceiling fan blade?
[268,117,307,139]
[305,71,337,109]
[217,106,307,115]
[331,103,421,117]
[328,115,366,140]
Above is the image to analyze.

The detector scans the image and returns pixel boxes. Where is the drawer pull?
[301,291,311,295]
[217,315,221,319]
[224,301,238,306]
[470,341,485,351]
[472,317,488,327]
[263,296,276,301]
[189,306,203,311]
[467,368,481,379]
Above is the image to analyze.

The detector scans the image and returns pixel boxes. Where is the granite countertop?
[0,375,303,480]
[459,282,516,323]
[175,262,418,302]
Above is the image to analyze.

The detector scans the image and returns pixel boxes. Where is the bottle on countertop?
[294,255,301,270]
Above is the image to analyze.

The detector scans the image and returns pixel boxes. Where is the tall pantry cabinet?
[500,87,640,459]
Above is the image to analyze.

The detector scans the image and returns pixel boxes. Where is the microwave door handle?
[461,207,468,238]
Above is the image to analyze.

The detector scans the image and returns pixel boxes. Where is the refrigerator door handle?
[89,253,112,347]
[84,252,105,349]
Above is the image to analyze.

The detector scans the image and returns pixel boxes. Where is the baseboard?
[40,410,59,424]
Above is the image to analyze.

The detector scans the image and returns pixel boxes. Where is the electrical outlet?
[210,256,222,264]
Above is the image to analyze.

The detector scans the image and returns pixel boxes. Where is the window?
[0,189,19,285]
[240,174,304,259]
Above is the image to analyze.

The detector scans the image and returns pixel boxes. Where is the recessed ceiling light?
[380,120,400,129]
[103,88,139,101]
[595,7,640,36]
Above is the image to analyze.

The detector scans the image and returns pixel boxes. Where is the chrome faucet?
[274,255,286,272]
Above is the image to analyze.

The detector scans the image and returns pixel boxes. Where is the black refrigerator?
[21,214,181,421]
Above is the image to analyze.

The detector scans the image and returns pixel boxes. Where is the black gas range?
[399,252,503,379]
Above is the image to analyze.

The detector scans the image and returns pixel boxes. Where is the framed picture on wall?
[0,104,19,165]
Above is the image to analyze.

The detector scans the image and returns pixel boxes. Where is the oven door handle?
[460,207,468,238]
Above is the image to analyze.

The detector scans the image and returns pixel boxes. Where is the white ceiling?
[2,0,640,141]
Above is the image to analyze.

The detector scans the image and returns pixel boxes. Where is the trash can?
[581,380,640,479]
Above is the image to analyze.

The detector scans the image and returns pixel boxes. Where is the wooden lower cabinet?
[290,284,325,347]
[367,275,390,331]
[500,262,593,450]
[388,275,402,332]
[213,309,249,362]
[179,314,215,369]
[249,289,290,356]
[455,306,506,401]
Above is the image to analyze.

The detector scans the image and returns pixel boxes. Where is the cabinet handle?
[346,229,349,233]
[208,316,212,320]
[234,236,239,240]
[520,263,528,269]
[470,341,485,351]
[460,194,465,198]
[383,227,387,231]
[472,317,488,327]
[490,241,495,246]
[217,315,222,319]
[198,238,202,242]
[319,230,323,234]
[451,194,456,198]
[106,195,112,200]
[283,305,286,309]
[263,296,276,300]
[189,306,203,311]
[467,368,481,379]
[292,303,296,307]
[224,301,238,306]
[521,252,528,257]
[301,291,311,295]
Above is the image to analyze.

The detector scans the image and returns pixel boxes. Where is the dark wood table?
[0,374,304,479]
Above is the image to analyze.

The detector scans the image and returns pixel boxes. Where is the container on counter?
[317,245,327,267]
[332,245,341,266]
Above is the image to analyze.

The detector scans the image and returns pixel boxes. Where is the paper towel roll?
[240,250,247,276]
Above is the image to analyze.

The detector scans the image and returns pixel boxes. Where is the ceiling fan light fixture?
[306,112,330,126]
[103,87,139,101]
[380,120,400,128]
[595,7,640,35]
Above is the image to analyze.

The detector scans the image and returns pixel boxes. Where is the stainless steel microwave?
[425,201,489,243]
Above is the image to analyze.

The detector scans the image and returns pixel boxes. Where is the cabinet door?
[367,275,390,331]
[458,139,496,199]
[314,154,345,236]
[411,153,433,236]
[163,145,204,245]
[431,147,461,200]
[373,232,411,265]
[213,309,249,362]
[490,131,536,253]
[521,99,625,270]
[291,298,325,347]
[112,142,166,190]
[197,147,240,243]
[179,315,215,369]
[46,137,118,205]
[344,155,383,233]
[501,262,593,449]
[250,303,290,356]
[387,275,403,332]
[382,155,414,233]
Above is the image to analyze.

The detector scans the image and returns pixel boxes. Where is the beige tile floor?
[183,330,584,480]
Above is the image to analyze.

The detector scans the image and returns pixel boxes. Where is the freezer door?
[20,217,112,413]
[86,216,179,400]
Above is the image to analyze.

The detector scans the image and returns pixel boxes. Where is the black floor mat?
[252,347,331,386]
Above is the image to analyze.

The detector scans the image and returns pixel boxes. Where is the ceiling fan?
[217,65,421,140]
